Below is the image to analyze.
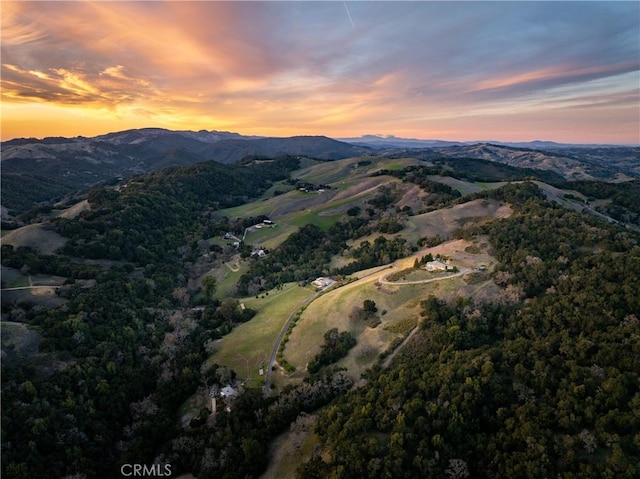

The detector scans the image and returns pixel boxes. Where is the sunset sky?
[2,1,639,144]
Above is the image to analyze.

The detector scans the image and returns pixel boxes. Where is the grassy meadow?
[207,283,314,387]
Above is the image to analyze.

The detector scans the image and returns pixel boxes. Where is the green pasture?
[242,225,297,249]
[315,190,375,212]
[287,210,343,231]
[218,158,410,242]
[207,283,314,387]
[295,156,419,186]
[424,176,508,196]
[292,157,365,185]
[219,197,278,219]
[381,157,422,171]
[477,181,509,191]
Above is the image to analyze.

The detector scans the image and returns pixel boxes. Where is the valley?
[2,146,639,478]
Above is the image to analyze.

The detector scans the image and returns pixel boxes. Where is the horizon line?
[2,127,638,147]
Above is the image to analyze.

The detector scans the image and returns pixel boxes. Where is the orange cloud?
[1,1,638,144]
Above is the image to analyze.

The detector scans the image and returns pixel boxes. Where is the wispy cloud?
[1,0,638,143]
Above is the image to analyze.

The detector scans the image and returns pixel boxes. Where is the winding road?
[378,266,472,285]
[263,291,322,395]
[262,263,472,395]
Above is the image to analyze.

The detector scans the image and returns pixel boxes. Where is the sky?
[1,1,639,144]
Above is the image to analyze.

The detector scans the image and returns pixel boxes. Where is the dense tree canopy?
[300,192,640,479]
[3,149,639,479]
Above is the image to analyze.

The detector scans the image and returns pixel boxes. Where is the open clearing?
[53,199,90,219]
[294,156,420,186]
[402,198,512,242]
[1,223,67,254]
[260,413,320,479]
[1,266,29,288]
[282,238,497,383]
[426,176,506,195]
[1,287,67,309]
[210,258,249,299]
[342,198,511,251]
[1,264,72,308]
[207,283,314,387]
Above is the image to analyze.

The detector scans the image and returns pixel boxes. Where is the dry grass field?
[53,199,90,219]
[425,175,506,195]
[282,238,498,383]
[402,198,512,242]
[1,223,67,254]
[260,413,320,479]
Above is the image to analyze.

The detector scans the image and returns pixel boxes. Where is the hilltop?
[2,128,638,218]
[0,130,369,217]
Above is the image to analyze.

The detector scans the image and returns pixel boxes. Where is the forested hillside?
[301,194,640,478]
[0,131,367,217]
[1,157,302,478]
[54,156,299,264]
[2,151,639,478]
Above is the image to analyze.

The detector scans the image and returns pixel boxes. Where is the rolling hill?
[381,143,640,181]
[0,130,369,217]
[2,148,639,478]
[3,128,638,220]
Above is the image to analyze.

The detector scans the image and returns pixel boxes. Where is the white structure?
[220,385,238,399]
[425,260,453,272]
[312,277,333,289]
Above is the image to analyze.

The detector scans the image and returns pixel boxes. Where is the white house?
[312,277,335,289]
[425,260,453,272]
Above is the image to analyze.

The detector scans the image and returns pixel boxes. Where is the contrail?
[343,1,355,30]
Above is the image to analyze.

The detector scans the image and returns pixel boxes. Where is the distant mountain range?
[2,128,368,166]
[2,128,639,218]
[339,134,638,149]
